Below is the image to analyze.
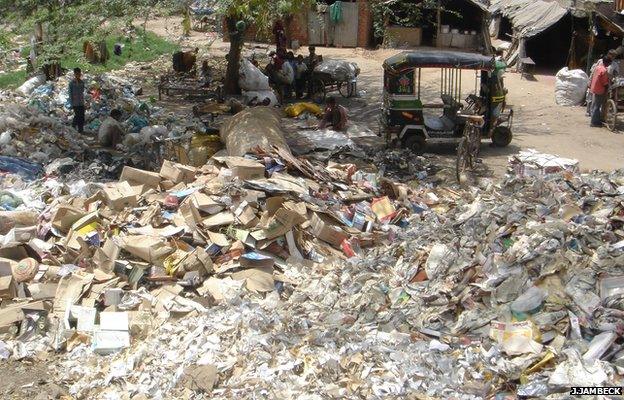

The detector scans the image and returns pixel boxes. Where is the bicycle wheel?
[467,126,481,168]
[311,79,326,103]
[456,136,469,182]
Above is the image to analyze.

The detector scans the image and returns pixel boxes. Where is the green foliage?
[217,0,312,34]
[0,31,178,89]
[370,0,461,40]
[0,70,27,89]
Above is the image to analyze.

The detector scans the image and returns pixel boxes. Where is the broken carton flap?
[203,212,235,228]
[207,231,231,247]
[190,192,224,215]
[118,235,175,265]
[182,364,218,392]
[70,305,97,332]
[240,252,275,269]
[119,165,162,189]
[231,267,275,292]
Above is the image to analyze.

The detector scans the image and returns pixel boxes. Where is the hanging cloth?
[329,1,343,23]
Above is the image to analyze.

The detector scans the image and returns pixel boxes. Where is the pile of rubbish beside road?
[1,148,624,398]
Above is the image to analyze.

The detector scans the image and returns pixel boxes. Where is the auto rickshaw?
[381,50,513,154]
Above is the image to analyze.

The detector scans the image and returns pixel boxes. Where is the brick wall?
[222,11,309,47]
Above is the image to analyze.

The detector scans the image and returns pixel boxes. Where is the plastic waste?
[510,286,546,320]
[0,190,23,210]
[239,58,270,91]
[314,60,360,81]
[0,131,11,146]
[242,90,279,106]
[17,75,46,96]
[555,67,588,106]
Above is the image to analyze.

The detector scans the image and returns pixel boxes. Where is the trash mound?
[372,149,436,182]
[314,60,360,81]
[0,148,425,397]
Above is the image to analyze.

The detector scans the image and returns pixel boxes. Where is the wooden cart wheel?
[606,99,618,132]
[311,79,326,103]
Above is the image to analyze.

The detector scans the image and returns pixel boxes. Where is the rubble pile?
[1,148,623,398]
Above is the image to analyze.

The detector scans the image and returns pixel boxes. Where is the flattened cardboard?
[231,267,274,292]
[203,212,235,228]
[190,192,224,215]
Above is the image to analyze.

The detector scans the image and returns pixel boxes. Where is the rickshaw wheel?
[311,79,326,103]
[403,134,425,155]
[492,126,513,147]
[338,81,356,98]
[606,99,618,132]
[456,137,470,182]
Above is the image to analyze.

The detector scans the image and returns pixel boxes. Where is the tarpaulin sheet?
[490,0,569,38]
[219,107,291,157]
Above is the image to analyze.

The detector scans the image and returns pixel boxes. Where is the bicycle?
[456,114,485,182]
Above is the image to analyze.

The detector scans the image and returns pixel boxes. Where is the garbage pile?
[0,148,605,396]
[0,148,429,397]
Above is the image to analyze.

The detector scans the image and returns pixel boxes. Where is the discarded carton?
[51,205,86,233]
[103,181,138,211]
[160,160,196,184]
[310,212,348,248]
[0,275,17,299]
[119,166,162,189]
[119,235,175,265]
[214,156,265,180]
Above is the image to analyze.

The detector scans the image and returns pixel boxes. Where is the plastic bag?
[275,62,294,85]
[17,75,46,96]
[314,60,360,81]
[555,67,589,106]
[285,102,322,117]
[239,59,270,91]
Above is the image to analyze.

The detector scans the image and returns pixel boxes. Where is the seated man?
[98,109,125,148]
[318,97,348,131]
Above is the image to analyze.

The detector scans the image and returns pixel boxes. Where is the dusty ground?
[148,16,624,178]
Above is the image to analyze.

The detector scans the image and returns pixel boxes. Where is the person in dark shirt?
[68,67,86,133]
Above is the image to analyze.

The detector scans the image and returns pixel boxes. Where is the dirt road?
[148,18,624,177]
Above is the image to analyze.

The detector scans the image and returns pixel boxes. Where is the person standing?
[68,67,86,133]
[589,57,612,128]
[294,55,308,98]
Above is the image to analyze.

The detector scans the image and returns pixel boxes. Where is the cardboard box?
[119,166,162,189]
[51,205,86,233]
[160,160,196,184]
[0,275,16,299]
[93,330,130,354]
[103,181,138,211]
[310,212,348,248]
[215,156,265,180]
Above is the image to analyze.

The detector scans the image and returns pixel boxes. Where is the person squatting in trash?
[318,96,348,131]
[68,67,86,133]
[98,109,125,148]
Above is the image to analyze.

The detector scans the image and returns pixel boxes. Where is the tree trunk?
[224,17,245,95]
